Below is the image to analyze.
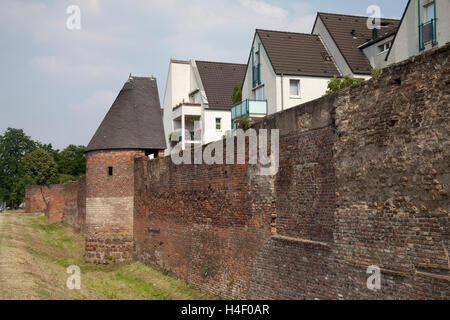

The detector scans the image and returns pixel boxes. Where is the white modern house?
[163,59,246,155]
[234,29,340,132]
[312,12,400,75]
[386,0,450,65]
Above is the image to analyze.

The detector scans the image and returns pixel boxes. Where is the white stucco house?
[312,12,400,75]
[234,29,341,132]
[386,0,450,65]
[163,59,246,155]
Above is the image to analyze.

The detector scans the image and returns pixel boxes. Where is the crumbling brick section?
[25,185,49,213]
[25,178,86,232]
[85,149,145,264]
[45,185,65,224]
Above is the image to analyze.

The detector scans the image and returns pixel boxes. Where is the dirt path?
[0,211,216,300]
[0,212,39,299]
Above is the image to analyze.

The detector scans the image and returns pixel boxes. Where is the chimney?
[372,28,378,40]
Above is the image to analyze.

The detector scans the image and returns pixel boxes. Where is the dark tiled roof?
[86,76,166,152]
[255,29,340,77]
[196,61,246,110]
[317,12,400,74]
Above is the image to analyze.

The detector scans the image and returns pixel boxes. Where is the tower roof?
[86,76,166,152]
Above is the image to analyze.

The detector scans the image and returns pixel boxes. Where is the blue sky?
[0,0,408,149]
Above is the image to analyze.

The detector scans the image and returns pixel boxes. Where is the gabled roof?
[255,29,340,77]
[195,61,246,111]
[385,0,412,62]
[315,12,400,74]
[86,76,166,152]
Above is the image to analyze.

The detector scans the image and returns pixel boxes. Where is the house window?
[255,86,265,100]
[290,80,300,97]
[108,167,113,176]
[216,118,222,131]
[378,41,392,54]
[252,44,261,87]
[424,1,435,22]
[419,0,437,50]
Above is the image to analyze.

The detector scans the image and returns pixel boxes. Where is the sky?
[0,0,408,150]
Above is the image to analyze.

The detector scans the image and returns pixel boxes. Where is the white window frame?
[377,41,392,54]
[289,79,300,98]
[254,85,265,101]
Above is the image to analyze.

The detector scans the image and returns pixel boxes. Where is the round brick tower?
[85,76,166,264]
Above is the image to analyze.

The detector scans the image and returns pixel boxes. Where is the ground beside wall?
[135,44,449,299]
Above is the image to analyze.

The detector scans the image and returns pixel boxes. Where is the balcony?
[231,99,267,135]
[419,18,437,51]
[170,115,202,149]
[231,99,267,121]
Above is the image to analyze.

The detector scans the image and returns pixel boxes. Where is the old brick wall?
[134,141,274,298]
[134,44,449,299]
[62,181,78,226]
[77,175,86,234]
[45,184,65,224]
[25,185,49,213]
[85,149,144,264]
[329,43,449,299]
[25,177,86,233]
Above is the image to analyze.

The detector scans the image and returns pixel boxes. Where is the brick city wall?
[25,178,86,232]
[85,149,145,264]
[134,140,273,298]
[25,185,49,213]
[24,44,449,299]
[134,44,449,299]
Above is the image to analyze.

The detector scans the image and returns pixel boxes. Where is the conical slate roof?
[86,76,166,152]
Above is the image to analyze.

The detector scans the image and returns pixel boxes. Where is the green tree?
[21,149,59,186]
[0,128,37,206]
[56,145,86,178]
[325,75,364,95]
[231,82,243,105]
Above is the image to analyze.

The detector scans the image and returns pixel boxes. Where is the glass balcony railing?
[419,18,437,51]
[231,99,267,121]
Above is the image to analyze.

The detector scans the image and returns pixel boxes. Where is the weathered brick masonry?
[25,178,86,232]
[85,149,145,264]
[25,44,449,299]
[134,44,449,299]
[25,185,49,213]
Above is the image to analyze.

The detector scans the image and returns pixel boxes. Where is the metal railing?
[419,18,437,51]
[231,99,267,120]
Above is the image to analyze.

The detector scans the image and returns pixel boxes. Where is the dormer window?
[378,41,392,54]
[321,52,332,62]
